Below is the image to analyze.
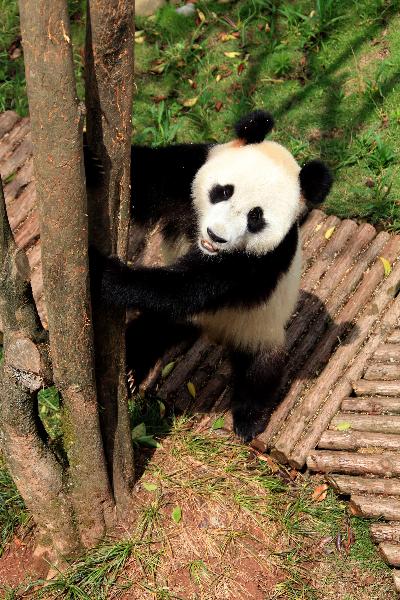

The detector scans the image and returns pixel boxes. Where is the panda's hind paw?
[232,405,269,444]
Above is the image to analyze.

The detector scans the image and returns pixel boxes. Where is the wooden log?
[318,429,400,451]
[330,413,400,434]
[302,215,341,267]
[341,396,400,414]
[300,220,359,294]
[371,524,400,543]
[157,338,212,399]
[138,339,193,395]
[1,134,33,180]
[196,359,231,412]
[350,495,400,522]
[353,381,400,397]
[394,570,400,593]
[387,330,400,344]
[13,210,39,250]
[260,231,392,447]
[0,111,20,138]
[0,118,30,162]
[286,221,372,351]
[3,158,34,204]
[307,450,400,477]
[174,345,223,412]
[374,344,400,363]
[271,259,400,465]
[329,474,400,496]
[6,181,36,231]
[364,364,400,381]
[300,209,327,245]
[379,543,400,567]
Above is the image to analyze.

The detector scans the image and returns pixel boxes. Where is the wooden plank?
[300,208,327,245]
[307,450,400,477]
[270,260,400,465]
[260,231,393,447]
[286,222,374,353]
[1,133,33,180]
[379,543,400,567]
[6,181,36,231]
[353,381,400,397]
[364,364,400,381]
[330,413,400,434]
[318,429,400,451]
[0,118,30,162]
[393,569,400,592]
[3,157,34,203]
[329,475,400,496]
[302,214,341,266]
[387,330,400,344]
[196,359,231,412]
[13,210,39,250]
[175,346,223,411]
[341,396,400,413]
[350,496,400,521]
[0,111,20,138]
[157,337,212,400]
[371,524,400,543]
[374,344,400,363]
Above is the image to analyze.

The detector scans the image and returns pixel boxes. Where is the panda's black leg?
[230,348,285,443]
[126,312,199,388]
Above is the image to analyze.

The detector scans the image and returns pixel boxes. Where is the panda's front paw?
[232,404,269,443]
[89,246,125,306]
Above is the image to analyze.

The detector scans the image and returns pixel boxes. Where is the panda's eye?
[247,206,266,233]
[209,184,234,204]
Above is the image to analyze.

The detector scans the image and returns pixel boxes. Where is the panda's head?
[191,110,332,256]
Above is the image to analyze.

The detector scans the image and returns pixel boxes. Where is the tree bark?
[0,176,80,561]
[84,0,135,517]
[19,0,114,545]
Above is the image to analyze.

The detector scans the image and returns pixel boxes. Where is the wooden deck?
[1,110,400,591]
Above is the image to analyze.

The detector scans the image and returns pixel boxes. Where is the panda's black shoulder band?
[234,110,274,144]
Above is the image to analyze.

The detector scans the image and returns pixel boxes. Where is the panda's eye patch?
[209,184,234,204]
[247,207,266,233]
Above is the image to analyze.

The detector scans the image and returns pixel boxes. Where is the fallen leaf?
[135,30,144,38]
[265,455,279,473]
[215,101,223,112]
[215,74,222,82]
[162,361,176,378]
[224,51,241,58]
[187,381,196,398]
[311,483,329,502]
[172,506,182,523]
[212,416,224,429]
[197,9,206,23]
[220,33,237,42]
[181,97,198,108]
[132,422,146,439]
[151,63,165,74]
[152,95,168,104]
[237,63,245,75]
[324,226,335,239]
[135,36,145,44]
[158,400,166,419]
[335,421,352,431]
[143,482,157,492]
[379,256,391,276]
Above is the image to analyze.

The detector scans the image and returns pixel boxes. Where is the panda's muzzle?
[207,227,228,244]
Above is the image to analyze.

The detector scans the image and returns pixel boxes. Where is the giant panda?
[90,110,332,442]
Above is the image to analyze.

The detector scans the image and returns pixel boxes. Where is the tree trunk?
[85,0,135,517]
[0,176,80,561]
[19,0,114,545]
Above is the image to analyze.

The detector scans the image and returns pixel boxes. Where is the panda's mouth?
[200,238,219,254]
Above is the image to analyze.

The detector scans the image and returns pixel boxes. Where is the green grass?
[0,460,28,557]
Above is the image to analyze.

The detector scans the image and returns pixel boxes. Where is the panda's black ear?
[299,159,333,205]
[234,110,274,144]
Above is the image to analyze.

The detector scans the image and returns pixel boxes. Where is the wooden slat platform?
[1,111,400,592]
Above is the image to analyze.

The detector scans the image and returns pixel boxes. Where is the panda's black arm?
[92,250,249,320]
[90,223,298,319]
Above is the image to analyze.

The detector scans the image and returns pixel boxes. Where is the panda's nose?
[207,227,228,244]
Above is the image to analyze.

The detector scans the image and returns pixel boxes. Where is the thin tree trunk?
[85,0,135,517]
[0,176,79,561]
[19,0,114,545]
